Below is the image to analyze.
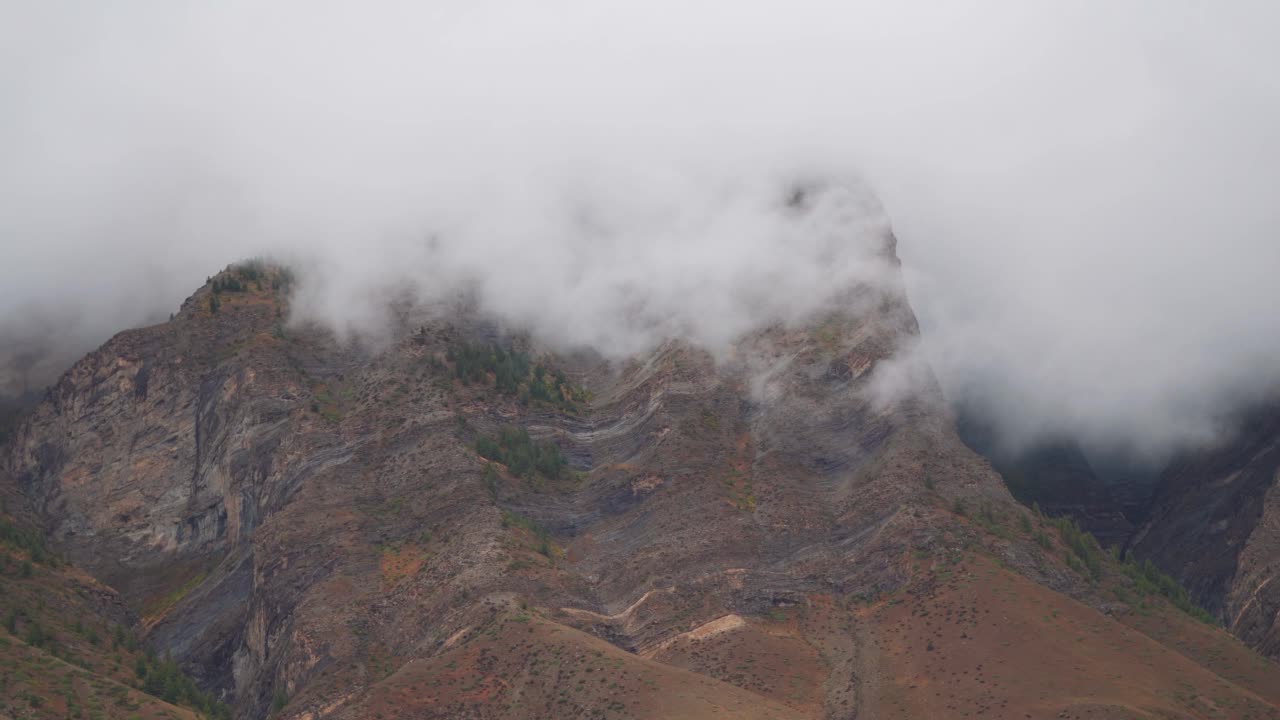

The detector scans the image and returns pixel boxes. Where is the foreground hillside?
[3,237,1279,717]
[0,506,224,719]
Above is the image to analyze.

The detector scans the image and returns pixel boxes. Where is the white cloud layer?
[2,0,1279,458]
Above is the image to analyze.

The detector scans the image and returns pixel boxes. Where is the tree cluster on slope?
[135,651,232,719]
[0,517,58,567]
[476,426,567,481]
[446,342,588,411]
[1027,503,1215,624]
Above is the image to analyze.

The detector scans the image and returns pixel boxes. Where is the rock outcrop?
[1131,405,1280,659]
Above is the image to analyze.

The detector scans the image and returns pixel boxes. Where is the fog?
[3,1,1279,460]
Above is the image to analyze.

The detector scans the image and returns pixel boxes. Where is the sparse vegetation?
[140,570,209,620]
[501,511,554,558]
[973,502,1010,538]
[446,342,588,411]
[311,382,347,423]
[272,687,290,713]
[211,275,246,294]
[135,650,232,719]
[1120,555,1216,624]
[208,259,294,300]
[0,517,57,566]
[210,259,275,293]
[476,426,567,481]
[1052,514,1103,581]
[483,463,501,498]
[0,550,226,719]
[1032,511,1215,623]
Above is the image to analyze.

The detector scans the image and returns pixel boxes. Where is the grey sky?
[2,1,1278,458]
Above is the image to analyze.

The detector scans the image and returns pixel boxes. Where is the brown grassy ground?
[865,555,1280,720]
[328,611,807,720]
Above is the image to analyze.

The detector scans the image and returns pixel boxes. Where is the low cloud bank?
[3,1,1279,459]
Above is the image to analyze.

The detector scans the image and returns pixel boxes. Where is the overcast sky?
[2,0,1278,459]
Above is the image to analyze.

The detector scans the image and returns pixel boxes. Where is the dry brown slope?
[869,554,1280,720]
[323,610,807,720]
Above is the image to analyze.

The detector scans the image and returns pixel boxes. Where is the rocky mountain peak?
[1,253,1278,718]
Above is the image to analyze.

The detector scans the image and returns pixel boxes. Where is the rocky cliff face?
[4,230,1279,718]
[5,266,315,700]
[1131,406,1280,659]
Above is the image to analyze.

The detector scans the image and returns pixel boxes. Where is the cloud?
[2,0,1279,458]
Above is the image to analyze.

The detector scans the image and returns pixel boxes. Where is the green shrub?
[23,620,46,647]
[272,689,289,712]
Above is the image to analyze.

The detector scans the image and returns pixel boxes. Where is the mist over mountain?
[4,0,1280,460]
[9,5,1280,716]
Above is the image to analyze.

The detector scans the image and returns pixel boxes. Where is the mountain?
[3,231,1279,719]
[1131,406,1280,660]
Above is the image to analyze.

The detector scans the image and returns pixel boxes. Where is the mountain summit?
[2,233,1279,718]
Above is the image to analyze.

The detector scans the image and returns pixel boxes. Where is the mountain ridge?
[2,248,1278,718]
